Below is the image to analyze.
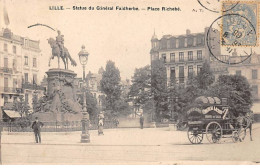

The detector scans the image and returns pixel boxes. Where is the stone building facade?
[0,28,44,111]
[228,52,260,101]
[150,28,260,101]
[150,28,221,85]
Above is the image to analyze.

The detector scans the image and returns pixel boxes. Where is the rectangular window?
[252,69,258,79]
[252,85,258,97]
[33,58,37,67]
[4,43,8,52]
[188,51,193,61]
[33,74,37,84]
[13,59,17,70]
[197,65,202,74]
[197,50,202,60]
[4,96,8,105]
[24,56,28,66]
[161,54,166,63]
[236,70,241,76]
[170,53,175,62]
[179,66,184,83]
[170,67,176,82]
[13,97,17,102]
[25,94,29,104]
[13,45,16,54]
[24,73,29,83]
[179,52,184,62]
[13,79,17,89]
[4,77,8,88]
[188,66,193,78]
[179,38,185,48]
[4,58,8,68]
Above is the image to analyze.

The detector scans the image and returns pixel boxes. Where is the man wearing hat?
[31,117,44,143]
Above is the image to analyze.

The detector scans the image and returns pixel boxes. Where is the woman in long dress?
[98,112,104,135]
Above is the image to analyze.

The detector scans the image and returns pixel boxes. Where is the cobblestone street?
[1,124,260,164]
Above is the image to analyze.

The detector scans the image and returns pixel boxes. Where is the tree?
[32,93,38,113]
[168,61,215,120]
[194,61,215,90]
[78,90,98,121]
[151,59,168,121]
[207,75,252,116]
[13,95,30,118]
[100,60,121,115]
[128,65,152,118]
[114,99,131,117]
[128,65,151,107]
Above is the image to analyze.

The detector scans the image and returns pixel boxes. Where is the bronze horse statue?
[48,38,77,69]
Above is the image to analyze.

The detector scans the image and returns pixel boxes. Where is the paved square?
[1,124,260,164]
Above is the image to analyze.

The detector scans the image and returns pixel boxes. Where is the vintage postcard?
[0,0,260,165]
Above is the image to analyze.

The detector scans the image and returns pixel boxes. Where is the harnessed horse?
[238,113,253,141]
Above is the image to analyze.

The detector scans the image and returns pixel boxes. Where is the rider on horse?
[56,30,64,58]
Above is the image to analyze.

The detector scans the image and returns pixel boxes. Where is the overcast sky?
[1,0,257,81]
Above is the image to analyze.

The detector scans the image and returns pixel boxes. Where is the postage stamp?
[221,1,259,47]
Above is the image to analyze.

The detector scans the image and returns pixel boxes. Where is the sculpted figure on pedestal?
[48,30,77,69]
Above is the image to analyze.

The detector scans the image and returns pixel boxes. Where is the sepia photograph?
[0,0,259,165]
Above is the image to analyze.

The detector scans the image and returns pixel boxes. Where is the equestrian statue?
[48,30,77,69]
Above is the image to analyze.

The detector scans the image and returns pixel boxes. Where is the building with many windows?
[150,28,221,85]
[74,69,106,110]
[228,52,260,101]
[150,28,260,102]
[0,28,45,112]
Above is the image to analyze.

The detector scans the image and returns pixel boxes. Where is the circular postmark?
[197,0,239,13]
[206,14,257,65]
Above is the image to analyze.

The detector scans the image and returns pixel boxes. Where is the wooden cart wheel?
[187,128,203,144]
[206,122,222,143]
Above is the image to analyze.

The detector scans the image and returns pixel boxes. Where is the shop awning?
[251,103,260,114]
[3,110,21,118]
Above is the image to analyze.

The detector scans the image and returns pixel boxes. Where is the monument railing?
[1,120,117,132]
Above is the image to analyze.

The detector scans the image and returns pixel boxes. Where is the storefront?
[0,108,20,122]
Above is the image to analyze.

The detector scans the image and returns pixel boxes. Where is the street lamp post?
[78,45,90,143]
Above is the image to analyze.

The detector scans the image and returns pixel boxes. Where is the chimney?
[186,29,191,35]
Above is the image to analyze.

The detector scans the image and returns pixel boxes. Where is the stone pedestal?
[46,68,77,100]
[44,68,82,122]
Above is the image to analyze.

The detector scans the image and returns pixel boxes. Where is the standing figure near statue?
[32,117,44,143]
[98,111,105,135]
[140,114,144,129]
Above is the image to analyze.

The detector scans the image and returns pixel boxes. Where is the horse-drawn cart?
[187,96,246,144]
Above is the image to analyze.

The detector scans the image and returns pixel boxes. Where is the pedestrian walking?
[98,111,104,135]
[115,118,119,128]
[31,117,44,143]
[140,114,144,129]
